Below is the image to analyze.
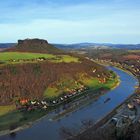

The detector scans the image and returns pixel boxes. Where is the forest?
[0,58,110,105]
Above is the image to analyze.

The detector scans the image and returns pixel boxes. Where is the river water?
[0,67,138,140]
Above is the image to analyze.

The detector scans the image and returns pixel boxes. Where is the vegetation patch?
[0,109,46,131]
[0,52,79,64]
[0,52,55,61]
[123,54,140,60]
[44,87,60,99]
[51,55,79,63]
[0,105,16,116]
[80,74,118,91]
[44,72,119,99]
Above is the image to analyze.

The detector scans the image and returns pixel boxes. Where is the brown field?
[123,54,140,60]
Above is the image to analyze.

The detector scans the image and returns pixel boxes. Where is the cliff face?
[17,39,48,46]
[7,38,62,54]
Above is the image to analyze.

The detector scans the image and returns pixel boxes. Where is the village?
[108,93,140,133]
[94,58,140,77]
[13,57,112,114]
[16,84,89,113]
[10,57,51,63]
[91,58,140,136]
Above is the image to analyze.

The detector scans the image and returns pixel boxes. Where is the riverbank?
[52,77,120,121]
[0,66,137,140]
[0,89,117,136]
[71,89,138,140]
[0,70,120,137]
[71,65,140,140]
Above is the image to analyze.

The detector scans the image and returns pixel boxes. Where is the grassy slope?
[0,52,79,63]
[0,52,55,60]
[83,77,118,90]
[0,110,46,131]
[44,73,119,99]
[0,105,16,116]
[44,78,82,99]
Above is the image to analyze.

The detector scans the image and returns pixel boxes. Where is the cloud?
[0,0,140,43]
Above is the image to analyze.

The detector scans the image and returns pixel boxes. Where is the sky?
[0,0,140,44]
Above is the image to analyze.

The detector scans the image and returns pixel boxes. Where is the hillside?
[0,39,118,106]
[0,38,120,132]
[7,39,62,54]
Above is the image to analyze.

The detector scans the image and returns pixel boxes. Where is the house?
[41,101,47,105]
[99,78,106,84]
[43,105,47,109]
[72,92,76,95]
[127,103,135,109]
[20,99,28,105]
[116,117,131,128]
[31,101,37,105]
[60,97,64,101]
[93,69,96,73]
[53,100,56,104]
[64,95,68,99]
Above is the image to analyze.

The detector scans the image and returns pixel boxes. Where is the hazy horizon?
[0,40,140,45]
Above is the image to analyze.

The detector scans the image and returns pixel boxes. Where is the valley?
[0,39,119,135]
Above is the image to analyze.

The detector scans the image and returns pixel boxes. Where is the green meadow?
[0,52,79,64]
[44,73,119,99]
[0,105,16,116]
[0,52,55,61]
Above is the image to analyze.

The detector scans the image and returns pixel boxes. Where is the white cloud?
[0,0,140,43]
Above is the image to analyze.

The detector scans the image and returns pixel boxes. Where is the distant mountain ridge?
[0,43,15,48]
[54,43,140,50]
[1,42,140,50]
[0,43,15,52]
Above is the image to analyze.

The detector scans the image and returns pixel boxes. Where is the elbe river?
[0,66,138,140]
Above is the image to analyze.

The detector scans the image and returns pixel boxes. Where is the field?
[81,76,118,90]
[44,87,60,98]
[0,52,55,60]
[44,73,119,99]
[51,55,79,63]
[0,52,79,64]
[44,78,82,99]
[0,105,16,116]
[0,109,46,131]
[123,54,140,60]
[128,50,140,53]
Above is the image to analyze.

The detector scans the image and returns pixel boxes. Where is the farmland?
[0,52,79,64]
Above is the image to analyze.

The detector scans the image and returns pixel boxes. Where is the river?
[0,66,138,140]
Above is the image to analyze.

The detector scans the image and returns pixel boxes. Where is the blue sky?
[0,0,140,43]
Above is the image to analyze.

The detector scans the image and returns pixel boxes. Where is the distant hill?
[0,43,15,48]
[7,39,62,54]
[0,43,15,51]
[1,41,140,51]
[54,43,140,50]
[107,44,140,49]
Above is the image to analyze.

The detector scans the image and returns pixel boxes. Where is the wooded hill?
[0,39,113,105]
